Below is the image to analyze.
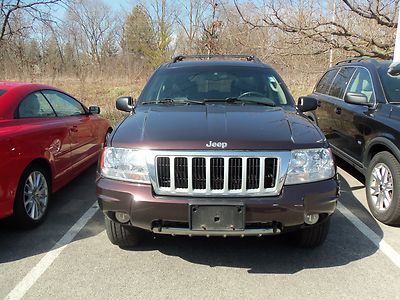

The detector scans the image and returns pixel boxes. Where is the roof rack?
[172,54,261,64]
[335,57,375,66]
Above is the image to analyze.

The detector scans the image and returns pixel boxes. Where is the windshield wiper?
[203,97,275,107]
[141,98,204,105]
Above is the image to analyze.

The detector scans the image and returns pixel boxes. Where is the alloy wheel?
[23,171,49,220]
[369,163,394,212]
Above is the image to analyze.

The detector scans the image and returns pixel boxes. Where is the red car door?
[41,90,98,169]
[16,91,73,179]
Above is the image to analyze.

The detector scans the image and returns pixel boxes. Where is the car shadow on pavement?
[126,167,384,274]
[0,165,103,264]
[0,162,386,274]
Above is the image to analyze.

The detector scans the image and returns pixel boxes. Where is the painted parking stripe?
[4,199,400,299]
[337,202,400,269]
[4,202,99,300]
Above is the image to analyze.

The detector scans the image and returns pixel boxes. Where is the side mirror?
[344,92,374,107]
[297,96,318,112]
[116,96,134,112]
[89,106,100,114]
[388,62,400,77]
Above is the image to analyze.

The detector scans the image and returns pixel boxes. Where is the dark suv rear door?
[313,67,356,151]
[313,69,338,134]
[325,66,357,151]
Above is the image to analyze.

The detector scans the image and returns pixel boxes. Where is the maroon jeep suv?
[96,55,339,248]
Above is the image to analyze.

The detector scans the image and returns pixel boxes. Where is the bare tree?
[66,0,119,66]
[234,0,398,59]
[202,0,222,55]
[175,0,206,54]
[0,0,62,45]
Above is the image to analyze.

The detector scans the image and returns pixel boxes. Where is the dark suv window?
[378,64,400,103]
[348,68,375,103]
[315,69,338,94]
[328,67,356,99]
[139,66,292,107]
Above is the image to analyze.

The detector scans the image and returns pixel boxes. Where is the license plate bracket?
[190,205,244,231]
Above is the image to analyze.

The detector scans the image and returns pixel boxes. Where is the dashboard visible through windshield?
[138,66,293,107]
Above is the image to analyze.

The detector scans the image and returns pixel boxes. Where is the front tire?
[366,151,400,225]
[104,216,142,248]
[13,164,50,228]
[291,217,331,248]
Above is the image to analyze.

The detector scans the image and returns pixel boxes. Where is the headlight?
[101,147,150,183]
[285,148,335,185]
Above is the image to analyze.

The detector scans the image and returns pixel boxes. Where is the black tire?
[104,216,142,248]
[13,164,51,229]
[366,151,400,225]
[291,217,331,248]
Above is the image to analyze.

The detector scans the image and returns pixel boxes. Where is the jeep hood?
[111,104,327,150]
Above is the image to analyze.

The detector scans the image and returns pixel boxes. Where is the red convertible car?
[0,82,112,228]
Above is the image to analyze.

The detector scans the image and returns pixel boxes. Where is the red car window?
[17,92,56,118]
[42,90,86,117]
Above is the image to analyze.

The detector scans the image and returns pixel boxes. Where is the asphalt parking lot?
[1,159,400,300]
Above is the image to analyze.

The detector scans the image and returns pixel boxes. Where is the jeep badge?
[206,141,228,149]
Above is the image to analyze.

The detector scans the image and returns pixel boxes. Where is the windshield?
[379,63,400,103]
[0,89,7,97]
[138,66,293,107]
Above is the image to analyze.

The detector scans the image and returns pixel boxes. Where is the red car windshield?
[0,89,7,96]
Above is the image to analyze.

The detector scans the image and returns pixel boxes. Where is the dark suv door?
[313,67,355,151]
[312,69,338,133]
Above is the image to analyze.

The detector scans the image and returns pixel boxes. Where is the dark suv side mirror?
[116,96,134,112]
[297,96,318,112]
[388,62,400,76]
[344,92,374,107]
[89,106,100,114]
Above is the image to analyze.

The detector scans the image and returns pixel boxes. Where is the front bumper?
[96,176,339,236]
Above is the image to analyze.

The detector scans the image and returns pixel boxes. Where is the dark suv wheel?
[366,151,400,225]
[290,216,331,248]
[104,216,143,248]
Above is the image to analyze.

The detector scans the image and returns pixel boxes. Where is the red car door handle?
[70,125,78,133]
[335,107,342,115]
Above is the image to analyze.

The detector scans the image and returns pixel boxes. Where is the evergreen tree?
[122,6,157,60]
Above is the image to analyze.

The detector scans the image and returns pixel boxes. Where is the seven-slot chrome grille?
[150,151,290,197]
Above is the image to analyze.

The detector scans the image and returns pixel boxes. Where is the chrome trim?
[146,150,291,197]
[152,227,282,237]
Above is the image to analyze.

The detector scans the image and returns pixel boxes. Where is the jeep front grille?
[150,151,288,197]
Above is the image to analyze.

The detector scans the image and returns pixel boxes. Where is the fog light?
[115,212,130,223]
[304,213,319,225]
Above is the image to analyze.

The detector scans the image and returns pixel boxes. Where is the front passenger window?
[347,68,375,103]
[42,90,86,117]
